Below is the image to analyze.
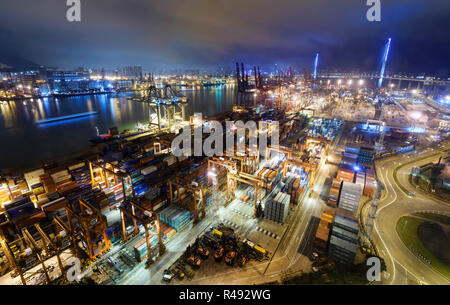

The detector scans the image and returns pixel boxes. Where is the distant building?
[118,66,143,79]
[41,69,115,93]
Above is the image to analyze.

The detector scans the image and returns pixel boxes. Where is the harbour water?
[0,85,238,170]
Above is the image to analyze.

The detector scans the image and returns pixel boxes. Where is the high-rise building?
[118,66,143,79]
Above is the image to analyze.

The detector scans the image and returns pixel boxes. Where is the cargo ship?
[89,123,154,144]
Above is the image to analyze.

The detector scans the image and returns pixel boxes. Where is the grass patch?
[396,216,450,280]
[412,212,450,225]
[282,263,369,285]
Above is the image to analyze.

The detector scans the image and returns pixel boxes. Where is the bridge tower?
[312,53,319,89]
[313,53,319,81]
[378,38,391,88]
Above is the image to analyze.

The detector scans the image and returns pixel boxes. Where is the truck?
[176,263,195,280]
[214,245,225,262]
[107,256,123,274]
[237,249,249,267]
[225,249,236,266]
[186,253,201,268]
[196,243,210,259]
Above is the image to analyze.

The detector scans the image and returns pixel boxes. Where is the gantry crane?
[236,62,251,93]
[223,144,260,174]
[65,199,111,261]
[130,85,188,131]
[265,145,293,161]
[120,201,165,263]
[34,223,66,281]
[226,172,262,218]
[21,227,51,284]
[0,238,26,285]
[89,159,135,201]
[153,138,173,155]
[53,215,82,262]
[207,157,237,184]
[169,177,205,223]
[282,159,316,188]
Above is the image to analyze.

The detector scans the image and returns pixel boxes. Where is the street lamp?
[410,111,422,120]
[207,169,217,178]
[358,79,364,86]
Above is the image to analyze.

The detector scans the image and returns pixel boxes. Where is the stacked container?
[355,171,366,187]
[134,234,158,262]
[264,192,290,223]
[282,176,302,204]
[327,178,342,208]
[337,181,362,214]
[364,169,376,198]
[328,207,359,264]
[159,222,177,240]
[69,163,91,185]
[130,170,147,197]
[336,168,355,183]
[314,208,335,251]
[345,143,360,154]
[24,169,45,191]
[159,205,190,231]
[357,147,374,167]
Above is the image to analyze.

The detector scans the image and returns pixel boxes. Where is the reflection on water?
[0,85,238,170]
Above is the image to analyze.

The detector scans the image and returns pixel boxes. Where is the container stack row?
[314,208,335,251]
[264,192,290,223]
[130,170,147,197]
[327,178,342,208]
[328,208,359,264]
[355,171,366,186]
[134,234,159,262]
[364,169,376,198]
[306,118,342,140]
[357,147,375,167]
[336,167,355,183]
[281,175,303,204]
[159,222,177,240]
[328,181,362,264]
[336,182,362,215]
[159,204,190,231]
[69,162,91,185]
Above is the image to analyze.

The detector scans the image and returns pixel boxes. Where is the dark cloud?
[0,0,448,75]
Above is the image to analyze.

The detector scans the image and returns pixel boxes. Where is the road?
[367,140,450,285]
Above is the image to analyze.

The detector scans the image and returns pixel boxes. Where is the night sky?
[0,0,449,75]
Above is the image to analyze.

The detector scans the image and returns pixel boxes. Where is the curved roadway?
[370,141,450,285]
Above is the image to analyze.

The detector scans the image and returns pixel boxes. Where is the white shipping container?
[164,155,177,166]
[141,166,157,176]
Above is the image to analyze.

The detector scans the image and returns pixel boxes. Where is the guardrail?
[393,152,442,196]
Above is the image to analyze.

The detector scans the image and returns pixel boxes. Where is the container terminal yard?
[1,0,450,292]
[0,60,449,286]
